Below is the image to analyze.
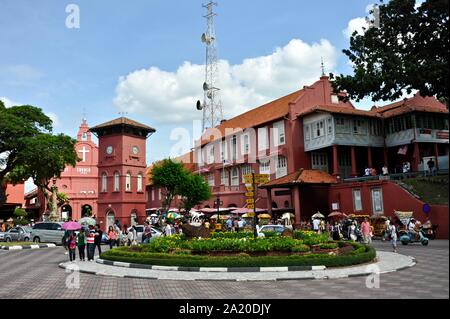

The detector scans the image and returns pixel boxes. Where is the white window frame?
[221,140,228,162]
[276,156,288,178]
[114,172,120,192]
[304,125,310,141]
[241,133,250,155]
[327,118,333,135]
[353,189,363,212]
[137,173,143,192]
[101,173,107,192]
[272,121,286,147]
[371,188,384,215]
[152,189,155,201]
[232,135,237,161]
[231,167,239,186]
[207,145,215,164]
[158,189,162,201]
[259,160,271,175]
[221,169,229,186]
[125,172,131,192]
[258,127,268,151]
[241,164,252,179]
[314,121,325,138]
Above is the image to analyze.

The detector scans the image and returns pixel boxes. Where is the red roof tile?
[260,169,337,188]
[90,117,156,133]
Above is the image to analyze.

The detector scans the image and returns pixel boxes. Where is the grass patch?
[403,176,449,205]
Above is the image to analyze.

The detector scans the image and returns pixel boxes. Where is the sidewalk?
[59,251,416,281]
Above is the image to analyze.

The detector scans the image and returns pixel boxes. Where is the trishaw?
[394,211,429,246]
[370,215,388,238]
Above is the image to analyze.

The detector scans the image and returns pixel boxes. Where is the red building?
[24,119,99,221]
[146,76,449,238]
[90,117,155,230]
[0,182,25,221]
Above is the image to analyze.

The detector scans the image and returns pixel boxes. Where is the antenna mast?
[197,1,223,132]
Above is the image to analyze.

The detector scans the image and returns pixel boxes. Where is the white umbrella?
[311,212,325,219]
[150,214,158,217]
[79,217,96,226]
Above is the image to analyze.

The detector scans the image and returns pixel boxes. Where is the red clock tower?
[90,117,155,230]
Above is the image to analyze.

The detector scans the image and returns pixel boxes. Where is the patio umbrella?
[167,212,182,219]
[242,213,255,218]
[150,214,158,217]
[79,217,96,226]
[62,221,81,231]
[258,214,271,219]
[328,212,348,219]
[210,214,230,220]
[311,212,325,219]
[281,213,295,219]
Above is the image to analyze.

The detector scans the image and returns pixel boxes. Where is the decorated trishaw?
[370,215,388,238]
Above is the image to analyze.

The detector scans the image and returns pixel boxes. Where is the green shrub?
[260,231,280,238]
[318,243,338,250]
[210,232,254,239]
[293,231,330,245]
[100,245,376,268]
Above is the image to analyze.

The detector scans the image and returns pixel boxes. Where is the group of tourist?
[63,224,102,262]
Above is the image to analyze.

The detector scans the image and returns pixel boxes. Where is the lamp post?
[215,195,222,231]
[49,176,59,221]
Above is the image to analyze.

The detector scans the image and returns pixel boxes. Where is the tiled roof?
[200,90,303,146]
[260,169,337,188]
[373,93,448,118]
[90,117,156,133]
[298,104,380,118]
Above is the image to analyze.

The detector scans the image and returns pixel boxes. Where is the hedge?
[100,244,376,268]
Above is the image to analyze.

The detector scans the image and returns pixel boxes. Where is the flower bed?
[100,232,376,268]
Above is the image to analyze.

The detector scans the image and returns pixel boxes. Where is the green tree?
[13,207,30,226]
[178,173,212,213]
[151,159,189,211]
[0,100,53,204]
[8,134,78,209]
[332,0,449,105]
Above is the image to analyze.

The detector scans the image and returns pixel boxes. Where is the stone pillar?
[292,185,301,229]
[351,146,358,177]
[434,143,440,171]
[332,145,340,177]
[367,146,373,168]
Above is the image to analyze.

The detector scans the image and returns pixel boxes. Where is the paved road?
[0,241,448,299]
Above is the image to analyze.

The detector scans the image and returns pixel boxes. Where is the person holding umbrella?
[62,220,82,262]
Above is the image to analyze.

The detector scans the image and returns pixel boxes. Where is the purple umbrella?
[62,221,82,231]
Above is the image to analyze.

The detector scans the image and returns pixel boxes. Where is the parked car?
[257,225,286,237]
[0,232,5,242]
[134,225,163,242]
[30,222,65,244]
[4,226,32,242]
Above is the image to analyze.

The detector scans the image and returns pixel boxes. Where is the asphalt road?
[0,240,448,299]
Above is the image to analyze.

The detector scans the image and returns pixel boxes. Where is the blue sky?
[1,0,379,171]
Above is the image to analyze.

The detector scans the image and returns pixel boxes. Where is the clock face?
[132,146,139,155]
[106,146,113,155]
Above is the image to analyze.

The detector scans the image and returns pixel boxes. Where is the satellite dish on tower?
[201,33,213,45]
[196,100,203,111]
[203,82,210,91]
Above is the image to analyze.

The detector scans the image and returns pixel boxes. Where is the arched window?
[126,172,131,192]
[231,167,239,186]
[137,173,143,192]
[114,171,120,191]
[101,172,107,192]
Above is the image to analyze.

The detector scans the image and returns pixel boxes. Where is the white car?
[134,225,163,242]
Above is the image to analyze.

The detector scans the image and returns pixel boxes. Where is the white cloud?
[343,17,369,39]
[46,112,60,127]
[0,96,19,108]
[24,178,37,194]
[113,38,338,125]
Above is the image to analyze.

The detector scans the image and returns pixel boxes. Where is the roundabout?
[59,250,415,281]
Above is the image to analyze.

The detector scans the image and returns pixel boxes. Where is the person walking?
[142,222,152,244]
[94,224,103,256]
[77,229,86,261]
[106,226,116,249]
[348,222,357,242]
[427,158,436,176]
[312,218,321,233]
[387,222,398,253]
[361,218,372,244]
[67,231,77,262]
[332,222,341,241]
[164,223,173,237]
[86,225,96,261]
[237,219,244,232]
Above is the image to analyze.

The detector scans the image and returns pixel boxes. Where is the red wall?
[329,181,449,239]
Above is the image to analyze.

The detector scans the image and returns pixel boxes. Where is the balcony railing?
[212,185,244,193]
[342,169,449,183]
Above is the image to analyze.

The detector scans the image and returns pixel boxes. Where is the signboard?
[255,174,270,184]
[247,205,255,210]
[246,198,255,204]
[245,192,254,197]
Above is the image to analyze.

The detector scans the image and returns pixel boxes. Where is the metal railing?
[343,169,449,183]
